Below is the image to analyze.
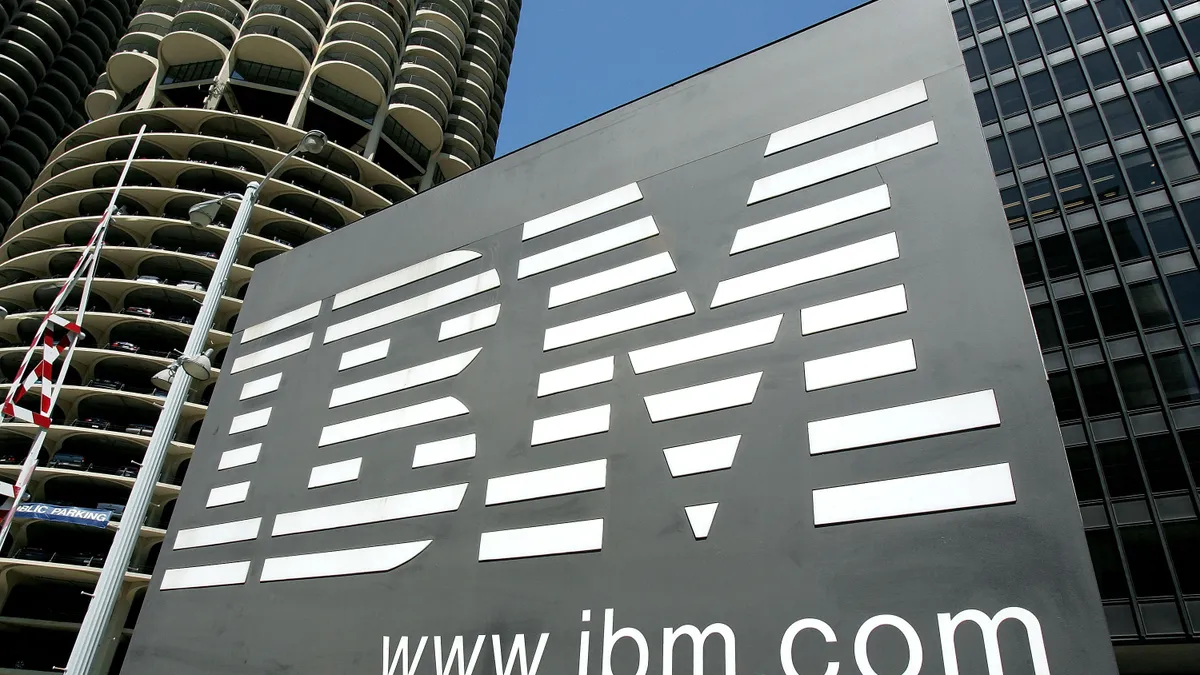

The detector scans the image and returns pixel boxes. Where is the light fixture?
[151,366,175,390]
[186,198,225,228]
[181,348,214,381]
[297,130,327,154]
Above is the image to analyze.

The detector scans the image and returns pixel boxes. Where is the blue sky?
[495,0,867,156]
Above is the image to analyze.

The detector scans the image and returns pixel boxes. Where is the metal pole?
[62,180,260,675]
[0,126,146,550]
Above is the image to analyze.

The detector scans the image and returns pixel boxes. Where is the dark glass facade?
[953,0,1200,656]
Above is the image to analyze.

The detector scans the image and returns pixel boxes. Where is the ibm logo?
[159,79,1018,590]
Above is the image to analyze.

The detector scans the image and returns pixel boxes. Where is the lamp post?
[63,129,327,675]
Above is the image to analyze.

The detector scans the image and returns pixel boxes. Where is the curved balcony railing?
[239,23,313,59]
[381,115,431,166]
[247,3,321,39]
[96,73,111,89]
[317,50,387,90]
[445,120,481,147]
[415,0,467,28]
[389,90,447,125]
[450,100,486,130]
[178,0,244,26]
[289,0,329,21]
[136,2,180,17]
[397,52,455,88]
[126,20,170,36]
[409,18,462,53]
[441,141,476,168]
[324,29,392,63]
[167,19,235,47]
[331,10,398,45]
[115,34,160,55]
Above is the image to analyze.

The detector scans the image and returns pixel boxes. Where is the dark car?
[97,502,125,521]
[165,315,194,325]
[125,423,155,437]
[73,417,110,430]
[47,452,86,470]
[106,341,140,353]
[121,307,154,318]
[0,452,23,464]
[87,378,125,391]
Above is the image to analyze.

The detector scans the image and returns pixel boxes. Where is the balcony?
[246,2,322,40]
[177,0,244,28]
[236,24,315,63]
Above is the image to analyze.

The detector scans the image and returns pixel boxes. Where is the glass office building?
[953,0,1200,667]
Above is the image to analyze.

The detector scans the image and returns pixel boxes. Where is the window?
[988,136,1013,173]
[1116,38,1155,77]
[1134,86,1175,127]
[1025,70,1056,107]
[1168,269,1200,320]
[1122,525,1176,597]
[161,59,222,85]
[953,9,973,39]
[1185,17,1200,54]
[1123,149,1165,192]
[1088,530,1131,600]
[1067,8,1102,41]
[1130,0,1165,18]
[1039,117,1074,157]
[1057,167,1092,208]
[997,0,1024,21]
[996,80,1027,116]
[1097,0,1133,29]
[1101,97,1140,137]
[1168,74,1200,117]
[1079,364,1122,414]
[1070,107,1108,147]
[964,48,985,80]
[1145,207,1189,251]
[1026,176,1059,218]
[1100,440,1144,495]
[1148,27,1188,65]
[1037,17,1071,52]
[1156,139,1198,182]
[1049,372,1082,419]
[1032,304,1061,348]
[1029,0,1055,9]
[1084,50,1121,87]
[1002,186,1028,225]
[1075,226,1115,270]
[1058,295,1098,341]
[1010,127,1043,166]
[1154,350,1200,402]
[229,60,304,90]
[1110,216,1153,260]
[976,90,999,125]
[1165,521,1200,595]
[1131,279,1176,327]
[1094,286,1138,334]
[1016,242,1045,284]
[984,39,1014,72]
[1088,158,1127,199]
[1042,233,1080,277]
[1116,357,1160,409]
[1054,60,1089,97]
[1066,446,1104,501]
[1182,430,1200,491]
[971,0,1000,31]
[1012,29,1042,62]
[1138,435,1189,492]
[1180,198,1200,240]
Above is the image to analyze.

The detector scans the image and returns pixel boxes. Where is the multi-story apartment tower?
[0,0,518,671]
[953,0,1199,669]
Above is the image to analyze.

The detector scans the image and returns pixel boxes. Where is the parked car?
[73,417,110,430]
[176,280,204,291]
[150,388,168,398]
[121,307,154,318]
[135,275,161,284]
[0,451,23,464]
[165,314,194,325]
[195,250,218,259]
[115,464,139,478]
[106,341,140,353]
[125,423,155,437]
[47,452,86,470]
[87,378,125,391]
[97,502,125,521]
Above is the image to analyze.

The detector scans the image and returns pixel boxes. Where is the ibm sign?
[122,0,1119,673]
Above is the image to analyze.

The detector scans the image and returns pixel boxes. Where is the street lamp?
[63,129,327,675]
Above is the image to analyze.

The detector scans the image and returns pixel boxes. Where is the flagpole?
[0,125,147,552]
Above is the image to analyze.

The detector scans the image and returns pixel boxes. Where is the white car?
[176,280,205,291]
[135,275,161,284]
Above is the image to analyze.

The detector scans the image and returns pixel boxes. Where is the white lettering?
[854,615,922,675]
[491,634,548,675]
[578,610,591,675]
[383,636,427,675]
[938,607,1051,675]
[602,608,648,675]
[662,623,736,675]
[435,635,485,675]
[780,618,838,675]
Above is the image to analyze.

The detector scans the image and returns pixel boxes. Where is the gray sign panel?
[122,1,1118,673]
